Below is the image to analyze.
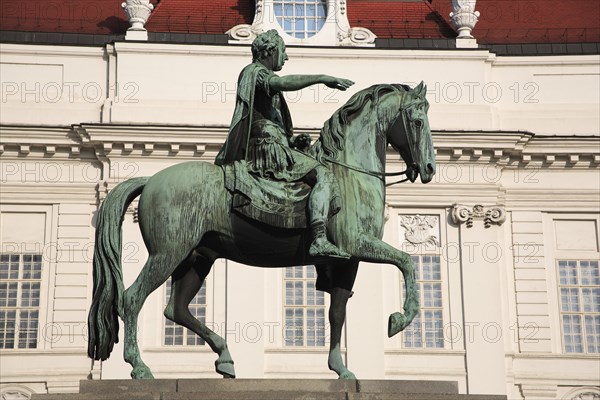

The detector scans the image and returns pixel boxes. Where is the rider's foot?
[309,237,350,259]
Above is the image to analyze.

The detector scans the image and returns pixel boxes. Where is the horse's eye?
[414,119,423,128]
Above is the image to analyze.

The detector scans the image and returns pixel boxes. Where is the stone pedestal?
[455,38,478,49]
[125,30,149,41]
[31,379,507,400]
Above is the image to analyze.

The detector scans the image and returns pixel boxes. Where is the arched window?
[227,0,376,46]
[273,0,327,39]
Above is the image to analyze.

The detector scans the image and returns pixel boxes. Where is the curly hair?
[251,30,284,62]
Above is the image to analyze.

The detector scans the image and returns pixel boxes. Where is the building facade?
[0,1,599,399]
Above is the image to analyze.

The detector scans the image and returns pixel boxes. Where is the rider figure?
[215,30,354,259]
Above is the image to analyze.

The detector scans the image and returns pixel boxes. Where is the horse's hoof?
[131,367,154,379]
[215,359,236,379]
[339,370,357,380]
[388,312,407,337]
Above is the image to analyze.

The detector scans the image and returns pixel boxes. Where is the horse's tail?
[87,177,148,361]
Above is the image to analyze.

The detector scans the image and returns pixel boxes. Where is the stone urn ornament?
[450,0,480,39]
[122,0,154,31]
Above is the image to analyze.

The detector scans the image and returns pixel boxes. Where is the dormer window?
[227,0,376,46]
[274,0,327,39]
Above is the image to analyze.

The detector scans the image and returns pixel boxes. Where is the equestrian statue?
[88,30,436,380]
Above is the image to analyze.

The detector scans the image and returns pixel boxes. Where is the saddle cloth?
[222,161,312,229]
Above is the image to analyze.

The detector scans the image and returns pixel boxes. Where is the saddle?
[221,161,340,229]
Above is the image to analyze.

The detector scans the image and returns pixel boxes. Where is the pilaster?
[452,204,507,395]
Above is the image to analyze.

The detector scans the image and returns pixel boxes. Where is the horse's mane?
[314,83,410,161]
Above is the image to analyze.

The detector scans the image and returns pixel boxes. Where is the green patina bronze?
[88,30,436,380]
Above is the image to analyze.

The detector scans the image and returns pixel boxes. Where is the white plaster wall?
[2,43,599,135]
[1,41,599,398]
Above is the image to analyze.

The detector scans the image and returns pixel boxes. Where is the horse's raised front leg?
[164,255,235,378]
[353,235,419,337]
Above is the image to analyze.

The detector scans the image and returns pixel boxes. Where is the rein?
[319,85,424,187]
[322,156,410,187]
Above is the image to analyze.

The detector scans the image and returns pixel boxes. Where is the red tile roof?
[0,0,133,34]
[347,1,455,39]
[145,0,253,34]
[432,0,600,43]
[1,0,598,43]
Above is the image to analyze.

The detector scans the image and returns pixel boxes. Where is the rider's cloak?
[215,62,293,166]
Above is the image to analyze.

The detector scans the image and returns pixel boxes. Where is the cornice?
[111,41,494,61]
[0,125,80,157]
[491,55,600,67]
[74,124,228,158]
[0,182,97,203]
[430,131,599,168]
[2,125,598,168]
[431,131,531,166]
[0,43,105,57]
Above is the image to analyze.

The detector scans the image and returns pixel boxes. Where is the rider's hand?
[323,76,355,91]
[292,133,312,152]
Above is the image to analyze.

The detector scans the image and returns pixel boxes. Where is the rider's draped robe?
[215,62,319,180]
[214,61,340,230]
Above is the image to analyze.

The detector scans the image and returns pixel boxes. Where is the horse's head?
[388,82,436,183]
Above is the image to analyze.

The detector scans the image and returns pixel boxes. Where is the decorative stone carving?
[573,393,600,400]
[383,202,390,222]
[399,215,440,246]
[227,0,375,46]
[226,24,262,43]
[451,204,506,228]
[1,391,30,400]
[450,0,480,39]
[122,0,154,40]
[339,27,378,46]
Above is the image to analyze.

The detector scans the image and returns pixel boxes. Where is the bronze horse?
[88,82,435,379]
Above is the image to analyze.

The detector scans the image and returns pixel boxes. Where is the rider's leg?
[307,166,350,259]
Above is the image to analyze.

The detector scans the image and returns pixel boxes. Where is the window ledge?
[265,347,343,354]
[511,352,600,360]
[384,348,466,356]
[143,346,214,353]
[0,348,86,355]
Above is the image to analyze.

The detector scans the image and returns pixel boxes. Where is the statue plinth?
[31,379,507,400]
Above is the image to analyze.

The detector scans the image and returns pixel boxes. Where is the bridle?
[323,97,422,187]
[322,156,412,186]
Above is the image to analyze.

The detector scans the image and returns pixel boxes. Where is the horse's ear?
[414,81,427,97]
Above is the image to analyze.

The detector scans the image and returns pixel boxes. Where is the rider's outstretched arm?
[270,75,354,92]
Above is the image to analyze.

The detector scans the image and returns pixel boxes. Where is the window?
[0,253,42,349]
[227,0,376,46]
[550,216,600,354]
[402,255,444,348]
[397,214,446,349]
[163,278,206,346]
[284,265,326,346]
[557,259,600,353]
[273,0,327,39]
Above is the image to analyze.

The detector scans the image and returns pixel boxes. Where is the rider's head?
[252,30,288,71]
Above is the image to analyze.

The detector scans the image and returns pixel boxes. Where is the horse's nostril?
[426,163,434,174]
